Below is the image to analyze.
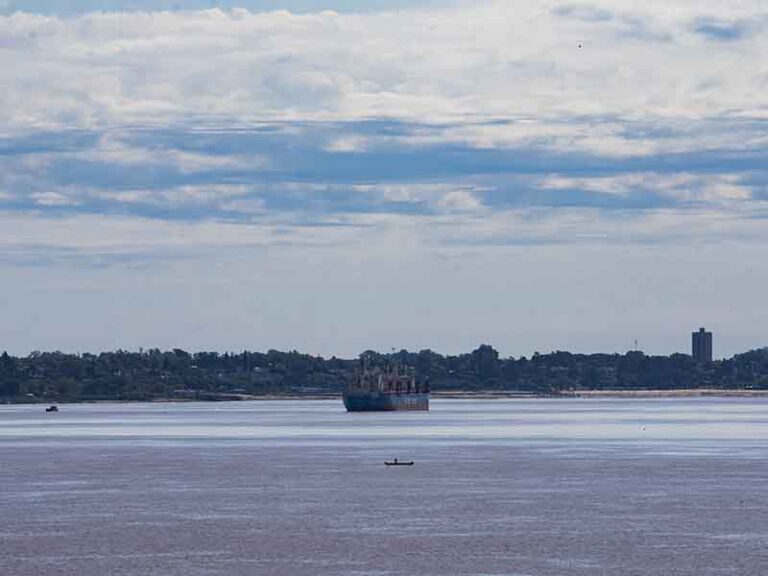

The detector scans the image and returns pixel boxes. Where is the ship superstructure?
[343,356,429,412]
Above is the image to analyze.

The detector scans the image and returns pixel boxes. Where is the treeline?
[1,345,767,402]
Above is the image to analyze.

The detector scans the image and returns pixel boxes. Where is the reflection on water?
[1,398,767,575]
[1,398,766,451]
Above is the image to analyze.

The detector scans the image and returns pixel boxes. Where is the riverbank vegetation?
[1,346,767,402]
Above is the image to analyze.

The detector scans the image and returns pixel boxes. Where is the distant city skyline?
[2,1,766,359]
[0,318,759,361]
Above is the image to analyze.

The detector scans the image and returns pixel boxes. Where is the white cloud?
[324,135,369,153]
[0,2,765,252]
[437,189,482,213]
[428,203,768,247]
[539,172,755,203]
[31,191,79,206]
[2,2,766,149]
[89,183,253,207]
[2,194,765,265]
[354,182,488,209]
[80,134,267,172]
[2,2,768,356]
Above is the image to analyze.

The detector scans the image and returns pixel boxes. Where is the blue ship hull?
[343,391,429,412]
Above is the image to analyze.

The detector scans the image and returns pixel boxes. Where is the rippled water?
[1,398,766,575]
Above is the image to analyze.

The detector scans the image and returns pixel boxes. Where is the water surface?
[1,398,766,575]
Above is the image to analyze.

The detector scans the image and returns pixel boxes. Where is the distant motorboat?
[45,405,59,412]
[385,458,414,466]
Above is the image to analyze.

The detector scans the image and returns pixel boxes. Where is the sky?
[1,0,767,358]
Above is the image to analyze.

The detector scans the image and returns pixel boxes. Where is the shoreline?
[4,389,767,405]
[564,388,768,398]
[435,389,768,399]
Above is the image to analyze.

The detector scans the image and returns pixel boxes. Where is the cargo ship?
[343,357,429,412]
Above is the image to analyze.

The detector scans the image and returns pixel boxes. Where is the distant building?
[692,327,713,363]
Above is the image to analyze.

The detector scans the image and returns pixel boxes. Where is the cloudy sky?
[1,0,766,358]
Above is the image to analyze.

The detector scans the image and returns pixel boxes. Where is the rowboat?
[385,459,414,466]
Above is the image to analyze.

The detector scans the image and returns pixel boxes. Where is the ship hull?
[343,391,429,412]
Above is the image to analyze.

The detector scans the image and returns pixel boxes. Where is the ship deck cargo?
[343,358,429,412]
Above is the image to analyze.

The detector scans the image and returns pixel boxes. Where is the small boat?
[45,405,59,412]
[385,458,414,466]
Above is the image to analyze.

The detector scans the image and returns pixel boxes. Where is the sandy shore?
[434,389,768,399]
[431,391,543,399]
[567,389,768,398]
[8,389,766,405]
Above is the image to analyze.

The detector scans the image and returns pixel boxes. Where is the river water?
[1,398,766,575]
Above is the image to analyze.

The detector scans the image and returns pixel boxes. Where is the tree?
[471,344,499,381]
